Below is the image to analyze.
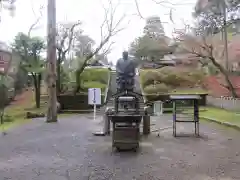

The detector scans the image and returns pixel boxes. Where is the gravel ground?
[0,114,239,180]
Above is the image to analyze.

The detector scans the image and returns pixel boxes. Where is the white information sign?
[88,88,101,105]
[88,88,101,121]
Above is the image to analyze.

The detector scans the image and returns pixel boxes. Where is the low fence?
[206,96,240,111]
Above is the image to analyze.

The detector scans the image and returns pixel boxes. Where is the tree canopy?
[129,15,173,62]
[12,32,45,107]
[194,0,240,35]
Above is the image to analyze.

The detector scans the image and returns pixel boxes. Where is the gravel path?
[0,114,240,180]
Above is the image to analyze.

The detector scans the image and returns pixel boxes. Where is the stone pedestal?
[103,107,112,135]
[103,114,111,135]
[142,106,151,135]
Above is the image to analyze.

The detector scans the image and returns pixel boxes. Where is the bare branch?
[74,0,127,92]
[151,0,195,6]
[63,22,81,54]
[134,0,144,19]
[96,1,126,53]
[28,5,44,37]
[101,41,115,55]
[151,0,175,9]
[56,21,82,61]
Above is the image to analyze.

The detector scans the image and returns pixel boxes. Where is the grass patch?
[0,92,37,131]
[0,91,76,131]
[199,107,240,126]
[183,106,240,126]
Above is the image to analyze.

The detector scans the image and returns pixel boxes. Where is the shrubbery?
[140,67,206,95]
[80,68,110,92]
[144,83,169,94]
[80,68,109,85]
[140,70,161,87]
[61,68,110,93]
[82,81,107,92]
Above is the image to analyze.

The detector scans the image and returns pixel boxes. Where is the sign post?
[88,88,101,121]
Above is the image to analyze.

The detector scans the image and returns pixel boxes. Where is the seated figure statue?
[116,51,136,92]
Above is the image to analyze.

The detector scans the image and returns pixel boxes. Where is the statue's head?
[122,51,128,60]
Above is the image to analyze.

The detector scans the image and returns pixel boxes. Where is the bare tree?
[74,0,127,93]
[56,21,82,93]
[74,34,95,58]
[174,27,238,97]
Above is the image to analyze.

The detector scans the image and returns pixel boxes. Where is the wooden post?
[194,99,199,136]
[46,0,57,123]
[172,100,176,137]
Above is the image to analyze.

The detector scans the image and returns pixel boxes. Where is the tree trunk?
[37,73,42,108]
[46,0,57,123]
[32,73,41,108]
[74,69,81,94]
[210,57,238,98]
[56,53,61,95]
[222,71,238,98]
[74,61,89,93]
[0,85,7,125]
[35,85,40,108]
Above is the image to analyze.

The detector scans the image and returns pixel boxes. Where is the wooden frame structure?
[170,94,201,137]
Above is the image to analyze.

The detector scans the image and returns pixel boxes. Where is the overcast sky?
[0,0,196,64]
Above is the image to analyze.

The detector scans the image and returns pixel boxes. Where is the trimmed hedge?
[81,68,109,85]
[139,67,208,103]
[82,81,107,92]
[58,68,111,111]
[140,67,206,95]
[58,94,105,110]
[139,67,208,112]
[62,68,110,93]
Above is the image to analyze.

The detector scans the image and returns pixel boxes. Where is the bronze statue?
[116,51,136,92]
